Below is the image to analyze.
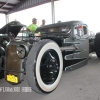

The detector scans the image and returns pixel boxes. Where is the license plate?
[7,74,18,83]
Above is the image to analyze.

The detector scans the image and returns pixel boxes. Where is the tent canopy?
[0,0,57,14]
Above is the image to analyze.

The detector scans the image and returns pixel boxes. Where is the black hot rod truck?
[0,20,100,94]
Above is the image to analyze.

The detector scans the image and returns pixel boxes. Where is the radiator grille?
[6,45,21,75]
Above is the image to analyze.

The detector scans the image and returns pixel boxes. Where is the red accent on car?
[78,25,82,29]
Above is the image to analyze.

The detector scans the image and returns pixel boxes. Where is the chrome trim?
[0,34,8,36]
[60,46,76,51]
[0,46,5,52]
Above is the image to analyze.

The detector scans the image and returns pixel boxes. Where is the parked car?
[0,21,100,94]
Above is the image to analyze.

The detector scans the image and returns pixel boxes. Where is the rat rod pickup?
[0,21,100,94]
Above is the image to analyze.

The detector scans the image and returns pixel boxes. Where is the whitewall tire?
[26,39,63,93]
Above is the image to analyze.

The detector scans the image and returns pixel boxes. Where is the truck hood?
[0,21,25,37]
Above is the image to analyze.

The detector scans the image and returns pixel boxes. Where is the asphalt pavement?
[0,53,100,100]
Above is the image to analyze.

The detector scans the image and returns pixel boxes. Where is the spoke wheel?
[40,50,59,84]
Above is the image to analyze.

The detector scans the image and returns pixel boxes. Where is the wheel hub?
[40,50,60,84]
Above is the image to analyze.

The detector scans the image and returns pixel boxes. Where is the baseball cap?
[32,18,37,21]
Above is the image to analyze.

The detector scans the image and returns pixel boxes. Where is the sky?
[0,0,100,33]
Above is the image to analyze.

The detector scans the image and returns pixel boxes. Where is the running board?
[64,58,88,71]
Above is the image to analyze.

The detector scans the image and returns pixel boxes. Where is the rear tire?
[94,33,100,58]
[26,39,63,94]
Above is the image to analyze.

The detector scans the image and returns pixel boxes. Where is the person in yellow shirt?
[27,18,38,33]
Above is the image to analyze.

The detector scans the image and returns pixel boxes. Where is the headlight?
[16,45,26,59]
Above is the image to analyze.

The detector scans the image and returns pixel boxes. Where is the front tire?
[26,39,63,93]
